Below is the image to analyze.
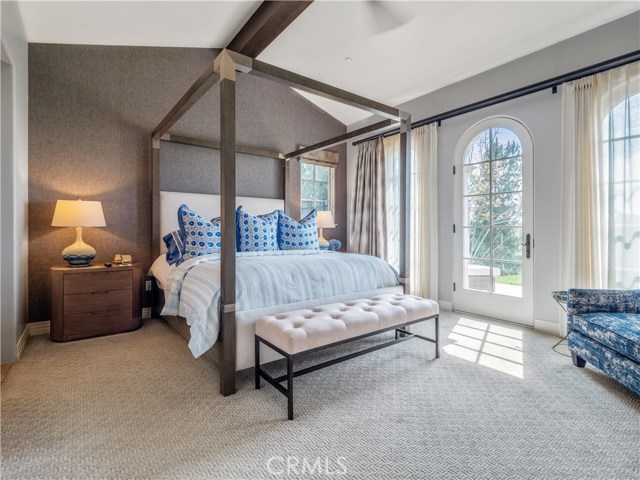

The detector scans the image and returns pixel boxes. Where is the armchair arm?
[566,289,640,331]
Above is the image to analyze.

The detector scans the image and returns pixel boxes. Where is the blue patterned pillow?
[177,204,222,261]
[278,210,319,250]
[236,206,278,252]
[163,230,186,265]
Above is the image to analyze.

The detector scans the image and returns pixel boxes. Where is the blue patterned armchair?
[567,289,640,395]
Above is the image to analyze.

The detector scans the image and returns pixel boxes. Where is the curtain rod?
[352,50,640,146]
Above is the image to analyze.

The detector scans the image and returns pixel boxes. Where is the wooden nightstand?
[50,263,142,341]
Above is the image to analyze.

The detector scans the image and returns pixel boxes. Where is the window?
[301,163,333,216]
[602,92,640,289]
[462,127,524,296]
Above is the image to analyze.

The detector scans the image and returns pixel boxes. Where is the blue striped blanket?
[161,250,399,357]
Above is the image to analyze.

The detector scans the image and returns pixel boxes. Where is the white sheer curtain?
[383,124,439,298]
[560,62,640,293]
[383,135,400,269]
[412,125,439,299]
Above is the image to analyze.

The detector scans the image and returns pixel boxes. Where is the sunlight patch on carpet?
[444,317,524,378]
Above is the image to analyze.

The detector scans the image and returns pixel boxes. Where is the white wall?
[347,12,640,335]
[1,1,29,363]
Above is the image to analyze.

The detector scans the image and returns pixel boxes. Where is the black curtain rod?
[352,49,640,146]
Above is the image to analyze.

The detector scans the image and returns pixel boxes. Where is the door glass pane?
[464,130,491,164]
[492,128,522,159]
[464,163,490,195]
[492,192,522,226]
[492,227,522,262]
[464,196,490,226]
[464,227,490,260]
[492,157,522,193]
[464,259,493,292]
[494,261,522,297]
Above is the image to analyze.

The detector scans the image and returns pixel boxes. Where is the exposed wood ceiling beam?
[152,64,219,139]
[227,1,313,57]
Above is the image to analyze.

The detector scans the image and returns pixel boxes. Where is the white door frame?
[453,116,534,326]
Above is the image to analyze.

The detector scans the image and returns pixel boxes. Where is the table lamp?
[316,211,335,249]
[51,199,106,267]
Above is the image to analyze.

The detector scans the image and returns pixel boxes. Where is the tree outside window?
[301,163,333,216]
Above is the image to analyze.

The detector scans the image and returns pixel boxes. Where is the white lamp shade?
[51,200,106,227]
[316,211,335,229]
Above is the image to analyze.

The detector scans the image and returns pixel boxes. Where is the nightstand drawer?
[51,263,142,342]
[64,289,133,315]
[63,308,133,340]
[64,270,131,295]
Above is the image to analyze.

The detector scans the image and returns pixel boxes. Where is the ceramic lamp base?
[61,227,96,267]
[318,228,330,249]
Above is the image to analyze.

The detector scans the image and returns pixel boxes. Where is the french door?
[453,117,534,325]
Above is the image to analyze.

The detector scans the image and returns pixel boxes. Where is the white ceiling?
[17,1,262,48]
[17,1,640,125]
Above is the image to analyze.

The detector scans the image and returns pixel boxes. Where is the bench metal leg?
[255,336,261,389]
[435,315,440,358]
[287,355,294,420]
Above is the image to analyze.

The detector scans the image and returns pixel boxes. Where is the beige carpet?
[1,312,639,480]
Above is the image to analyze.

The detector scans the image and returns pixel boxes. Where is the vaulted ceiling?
[17,1,640,125]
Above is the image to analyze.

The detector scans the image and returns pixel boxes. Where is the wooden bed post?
[151,137,161,260]
[217,51,238,396]
[399,114,412,294]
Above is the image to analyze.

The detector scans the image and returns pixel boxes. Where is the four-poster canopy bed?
[150,48,412,396]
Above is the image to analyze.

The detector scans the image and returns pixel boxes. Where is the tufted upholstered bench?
[255,293,439,419]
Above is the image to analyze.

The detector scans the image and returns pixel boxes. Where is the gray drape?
[349,137,387,258]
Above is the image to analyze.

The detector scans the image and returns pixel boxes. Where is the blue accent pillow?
[177,204,222,261]
[278,209,319,250]
[236,206,279,252]
[163,230,186,265]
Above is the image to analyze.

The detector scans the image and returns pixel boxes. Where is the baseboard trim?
[16,326,29,360]
[15,321,51,361]
[29,321,50,336]
[534,318,560,337]
[438,300,453,312]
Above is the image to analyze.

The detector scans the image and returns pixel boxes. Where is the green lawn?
[496,275,522,286]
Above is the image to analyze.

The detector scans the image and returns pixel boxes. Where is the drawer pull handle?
[91,291,110,295]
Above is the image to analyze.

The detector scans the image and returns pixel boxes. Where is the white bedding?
[149,255,175,291]
[150,250,402,369]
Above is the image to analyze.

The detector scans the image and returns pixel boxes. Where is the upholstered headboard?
[159,191,284,254]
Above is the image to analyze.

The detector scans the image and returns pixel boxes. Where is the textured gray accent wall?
[29,44,347,323]
[159,143,283,199]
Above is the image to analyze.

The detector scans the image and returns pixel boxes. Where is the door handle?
[521,233,531,259]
